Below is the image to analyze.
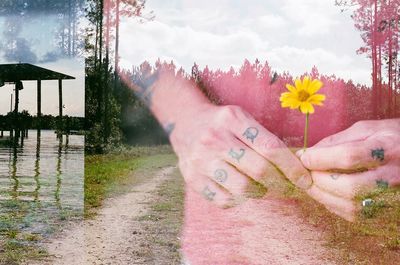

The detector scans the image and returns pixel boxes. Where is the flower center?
[298,90,310,101]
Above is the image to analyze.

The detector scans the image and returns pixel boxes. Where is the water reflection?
[55,136,62,209]
[34,131,40,202]
[0,130,83,241]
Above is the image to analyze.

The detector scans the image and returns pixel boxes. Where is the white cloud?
[257,14,288,29]
[119,20,268,71]
[281,0,340,36]
[119,0,371,86]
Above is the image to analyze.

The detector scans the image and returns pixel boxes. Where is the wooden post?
[37,80,41,129]
[14,81,21,140]
[14,83,19,114]
[58,79,63,118]
[58,79,63,136]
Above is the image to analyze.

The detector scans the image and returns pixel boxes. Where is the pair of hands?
[170,104,400,221]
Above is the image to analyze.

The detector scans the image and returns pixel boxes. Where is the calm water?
[0,130,84,237]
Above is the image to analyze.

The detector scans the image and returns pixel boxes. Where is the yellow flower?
[280,76,325,114]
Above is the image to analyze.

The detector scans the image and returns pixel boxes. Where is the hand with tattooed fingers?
[121,68,312,207]
[174,104,313,207]
[297,119,400,221]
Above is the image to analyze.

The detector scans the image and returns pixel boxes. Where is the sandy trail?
[28,165,338,265]
[182,190,338,265]
[28,166,175,265]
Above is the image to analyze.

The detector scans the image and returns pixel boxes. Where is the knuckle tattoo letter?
[371,148,385,162]
[376,179,389,189]
[214,169,228,183]
[242,127,259,143]
[330,174,340,180]
[202,186,216,201]
[229,148,245,162]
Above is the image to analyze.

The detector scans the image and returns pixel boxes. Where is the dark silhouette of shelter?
[0,63,75,132]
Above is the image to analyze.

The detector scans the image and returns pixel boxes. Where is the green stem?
[303,113,309,150]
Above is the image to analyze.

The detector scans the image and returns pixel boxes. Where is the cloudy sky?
[119,0,371,85]
[0,14,84,116]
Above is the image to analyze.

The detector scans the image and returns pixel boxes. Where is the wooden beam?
[58,79,63,135]
[37,80,41,129]
[14,82,19,114]
[58,79,63,118]
[13,82,20,138]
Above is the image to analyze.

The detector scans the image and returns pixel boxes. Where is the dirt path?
[27,165,340,265]
[28,166,176,265]
[181,191,340,265]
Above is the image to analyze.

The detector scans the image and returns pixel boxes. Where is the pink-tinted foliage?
[197,60,397,147]
[341,0,400,118]
[125,59,399,147]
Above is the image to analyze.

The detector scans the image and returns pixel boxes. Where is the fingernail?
[296,149,306,158]
[296,173,313,190]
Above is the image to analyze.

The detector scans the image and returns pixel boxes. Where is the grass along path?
[27,154,184,264]
[84,145,176,217]
[18,145,400,264]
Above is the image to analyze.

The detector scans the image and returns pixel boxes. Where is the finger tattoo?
[214,169,228,183]
[132,71,159,107]
[371,148,384,162]
[376,179,389,189]
[242,127,259,144]
[330,174,340,180]
[164,123,175,137]
[229,148,245,162]
[202,186,216,201]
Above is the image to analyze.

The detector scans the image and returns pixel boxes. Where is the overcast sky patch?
[119,0,371,85]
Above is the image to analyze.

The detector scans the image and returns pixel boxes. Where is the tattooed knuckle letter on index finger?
[243,127,259,144]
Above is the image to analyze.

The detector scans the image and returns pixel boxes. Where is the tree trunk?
[98,0,104,123]
[94,15,99,69]
[114,0,120,91]
[104,0,111,143]
[388,21,393,117]
[372,0,378,118]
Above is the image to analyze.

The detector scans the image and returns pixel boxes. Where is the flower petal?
[285,84,297,93]
[302,76,311,91]
[300,102,315,114]
[295,79,303,91]
[281,100,294,108]
[308,94,326,105]
[291,100,301,109]
[308,79,323,94]
[280,92,293,99]
[281,98,301,109]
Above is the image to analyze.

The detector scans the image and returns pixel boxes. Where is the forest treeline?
[336,0,400,118]
[85,0,400,153]
[0,0,85,63]
[84,0,166,153]
[1,1,399,151]
[0,111,84,131]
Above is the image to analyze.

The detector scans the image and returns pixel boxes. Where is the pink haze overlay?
[193,59,398,147]
[122,58,399,264]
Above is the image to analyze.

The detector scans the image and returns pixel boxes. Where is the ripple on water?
[0,130,84,238]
